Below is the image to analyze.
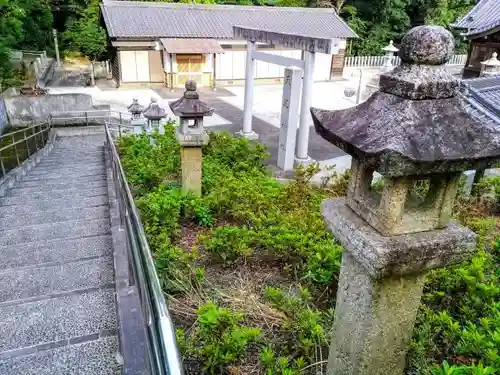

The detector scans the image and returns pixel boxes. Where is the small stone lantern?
[143,97,167,137]
[363,40,400,100]
[127,98,145,134]
[480,52,500,76]
[311,25,500,375]
[170,80,213,196]
[381,40,400,72]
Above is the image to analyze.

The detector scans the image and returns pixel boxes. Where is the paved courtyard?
[48,73,370,177]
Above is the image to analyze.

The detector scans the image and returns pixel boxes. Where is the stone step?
[0,336,121,375]
[10,180,107,194]
[0,288,117,353]
[16,174,106,188]
[29,163,105,176]
[0,193,107,213]
[2,187,107,204]
[0,234,112,271]
[20,171,106,182]
[34,162,104,170]
[0,205,109,229]
[0,256,114,304]
[0,218,110,247]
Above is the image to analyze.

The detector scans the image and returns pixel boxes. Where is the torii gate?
[233,26,337,170]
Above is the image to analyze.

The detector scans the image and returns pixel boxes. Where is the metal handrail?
[50,109,132,126]
[104,121,184,375]
[0,122,51,177]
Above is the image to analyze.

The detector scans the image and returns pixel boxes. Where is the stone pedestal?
[131,118,145,134]
[322,199,476,375]
[330,252,425,375]
[176,131,209,196]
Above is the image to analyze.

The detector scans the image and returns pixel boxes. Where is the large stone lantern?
[480,52,500,76]
[143,97,167,136]
[311,25,500,375]
[127,98,145,134]
[170,80,213,196]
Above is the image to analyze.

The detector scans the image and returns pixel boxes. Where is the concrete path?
[0,135,121,374]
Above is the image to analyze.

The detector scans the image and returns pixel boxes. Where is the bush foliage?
[118,127,500,374]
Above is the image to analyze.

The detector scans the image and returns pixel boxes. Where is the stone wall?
[5,93,94,127]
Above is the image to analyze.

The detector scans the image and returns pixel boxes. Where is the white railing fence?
[345,54,467,68]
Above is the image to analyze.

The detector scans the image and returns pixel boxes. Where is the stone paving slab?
[2,187,108,203]
[0,257,114,304]
[0,288,117,353]
[0,195,108,215]
[10,180,107,194]
[0,218,110,246]
[0,205,109,229]
[16,175,106,188]
[20,171,106,182]
[0,235,112,272]
[0,336,121,375]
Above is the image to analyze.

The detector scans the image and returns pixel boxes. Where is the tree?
[63,0,106,85]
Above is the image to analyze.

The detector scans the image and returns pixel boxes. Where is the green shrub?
[263,286,332,357]
[200,225,255,264]
[177,301,261,374]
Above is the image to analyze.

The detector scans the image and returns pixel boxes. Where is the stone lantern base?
[176,130,210,196]
[322,198,476,375]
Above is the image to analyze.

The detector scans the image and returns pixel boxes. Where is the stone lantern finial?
[481,52,500,76]
[170,80,213,196]
[311,25,500,375]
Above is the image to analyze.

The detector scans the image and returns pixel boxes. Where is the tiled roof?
[461,76,500,130]
[452,0,500,37]
[101,1,357,40]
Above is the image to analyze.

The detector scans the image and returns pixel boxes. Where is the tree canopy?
[0,0,476,87]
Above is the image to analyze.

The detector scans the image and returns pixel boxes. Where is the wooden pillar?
[212,53,217,91]
[169,53,174,92]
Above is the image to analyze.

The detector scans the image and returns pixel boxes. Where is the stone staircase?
[0,135,122,374]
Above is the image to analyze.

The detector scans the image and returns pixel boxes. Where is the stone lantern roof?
[169,81,214,118]
[127,97,144,115]
[311,25,500,177]
[382,40,399,53]
[143,98,167,120]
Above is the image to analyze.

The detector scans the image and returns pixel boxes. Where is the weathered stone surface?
[143,98,166,121]
[180,147,204,196]
[398,25,454,65]
[169,81,214,118]
[327,251,425,375]
[127,98,144,117]
[311,94,500,177]
[311,25,500,178]
[176,129,210,147]
[321,198,477,278]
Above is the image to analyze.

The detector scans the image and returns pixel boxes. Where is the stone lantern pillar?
[480,52,500,76]
[363,40,399,101]
[143,97,167,141]
[127,98,145,134]
[311,25,500,375]
[170,80,213,196]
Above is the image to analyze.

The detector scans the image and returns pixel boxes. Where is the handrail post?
[85,111,89,126]
[24,129,30,158]
[0,156,5,177]
[32,125,38,151]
